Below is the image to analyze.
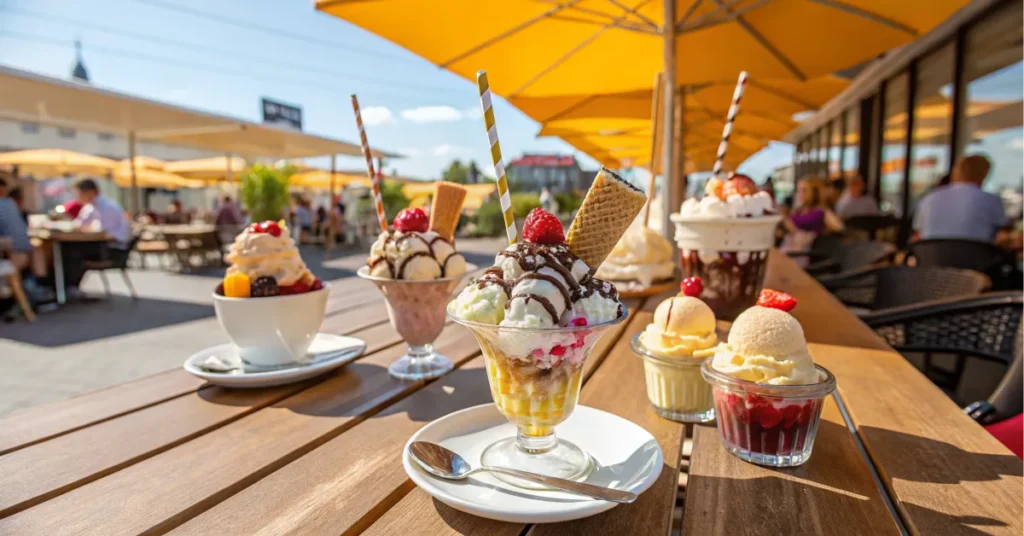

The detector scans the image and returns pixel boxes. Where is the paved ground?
[0,238,505,416]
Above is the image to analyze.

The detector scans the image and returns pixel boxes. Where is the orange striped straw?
[351,94,388,232]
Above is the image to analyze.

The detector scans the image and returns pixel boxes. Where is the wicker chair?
[909,239,1020,291]
[844,214,904,245]
[863,292,1023,423]
[821,265,990,311]
[807,240,897,277]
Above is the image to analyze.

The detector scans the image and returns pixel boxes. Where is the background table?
[0,252,1020,535]
[28,229,110,304]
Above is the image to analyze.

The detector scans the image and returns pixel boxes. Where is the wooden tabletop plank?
[177,300,643,536]
[0,324,481,536]
[0,369,207,456]
[684,400,899,535]
[765,252,1024,535]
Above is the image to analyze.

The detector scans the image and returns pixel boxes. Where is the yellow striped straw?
[476,71,518,245]
[351,94,389,233]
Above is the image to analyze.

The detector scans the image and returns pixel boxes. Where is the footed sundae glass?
[358,265,475,380]
[448,304,627,483]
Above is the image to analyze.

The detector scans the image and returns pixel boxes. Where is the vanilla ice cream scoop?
[710,305,819,385]
[225,224,311,286]
[639,296,718,358]
[366,230,466,280]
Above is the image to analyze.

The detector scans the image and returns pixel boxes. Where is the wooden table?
[1,252,1020,535]
[28,228,110,305]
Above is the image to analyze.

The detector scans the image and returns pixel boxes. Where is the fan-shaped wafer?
[565,168,647,272]
[429,181,467,240]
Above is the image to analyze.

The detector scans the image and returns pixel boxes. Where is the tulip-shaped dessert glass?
[701,289,836,467]
[358,183,473,380]
[450,168,647,483]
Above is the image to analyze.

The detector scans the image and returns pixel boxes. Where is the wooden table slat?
[0,322,482,535]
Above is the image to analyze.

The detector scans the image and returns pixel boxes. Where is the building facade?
[506,154,593,192]
[788,0,1023,221]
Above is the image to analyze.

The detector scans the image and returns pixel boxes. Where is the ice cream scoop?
[225,221,313,287]
[710,304,819,385]
[595,223,676,289]
[367,229,466,280]
[639,296,718,358]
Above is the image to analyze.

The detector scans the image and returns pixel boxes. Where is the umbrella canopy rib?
[809,0,918,36]
[709,0,805,80]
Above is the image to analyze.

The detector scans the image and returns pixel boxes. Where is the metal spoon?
[408,441,637,503]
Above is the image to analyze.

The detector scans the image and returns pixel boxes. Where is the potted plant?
[239,164,294,222]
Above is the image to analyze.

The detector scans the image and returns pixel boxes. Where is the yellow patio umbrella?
[0,149,117,177]
[289,169,371,190]
[164,156,248,181]
[119,156,166,171]
[111,168,207,190]
[318,1,965,96]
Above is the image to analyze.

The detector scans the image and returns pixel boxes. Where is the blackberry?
[250,276,280,297]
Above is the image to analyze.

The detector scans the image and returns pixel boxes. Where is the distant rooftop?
[508,154,577,168]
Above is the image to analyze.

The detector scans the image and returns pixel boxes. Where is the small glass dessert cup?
[702,360,835,467]
[448,304,627,485]
[358,265,475,380]
[630,333,715,423]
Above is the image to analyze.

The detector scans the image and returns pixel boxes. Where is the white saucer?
[183,333,366,388]
[404,403,663,523]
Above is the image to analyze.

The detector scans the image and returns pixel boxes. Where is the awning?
[164,156,250,181]
[0,66,397,159]
[0,149,117,176]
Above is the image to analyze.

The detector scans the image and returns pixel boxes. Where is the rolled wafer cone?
[429,181,467,240]
[565,167,647,272]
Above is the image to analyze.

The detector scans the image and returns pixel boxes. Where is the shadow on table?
[858,425,1023,485]
[0,295,214,347]
[901,502,1011,535]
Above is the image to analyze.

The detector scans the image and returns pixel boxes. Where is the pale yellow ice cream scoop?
[639,296,718,358]
[711,305,819,385]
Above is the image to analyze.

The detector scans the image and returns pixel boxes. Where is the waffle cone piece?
[565,167,647,272]
[429,182,467,239]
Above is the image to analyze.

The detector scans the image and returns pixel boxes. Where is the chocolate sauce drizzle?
[366,230,460,278]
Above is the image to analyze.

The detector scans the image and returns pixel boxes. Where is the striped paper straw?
[711,71,749,180]
[476,71,518,245]
[351,94,388,232]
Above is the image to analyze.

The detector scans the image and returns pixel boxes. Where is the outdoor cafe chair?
[844,214,904,245]
[83,235,140,299]
[820,265,990,312]
[0,259,36,322]
[863,292,1023,423]
[805,240,897,278]
[909,238,1019,290]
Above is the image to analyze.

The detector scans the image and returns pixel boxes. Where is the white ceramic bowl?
[213,285,329,367]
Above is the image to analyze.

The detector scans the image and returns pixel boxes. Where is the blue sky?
[0,0,789,181]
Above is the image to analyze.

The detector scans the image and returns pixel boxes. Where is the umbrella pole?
[328,154,337,250]
[661,0,676,242]
[127,131,139,215]
[675,89,687,211]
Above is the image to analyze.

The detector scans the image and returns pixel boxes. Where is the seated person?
[834,175,879,220]
[0,178,34,273]
[781,178,845,264]
[61,179,133,292]
[913,155,1006,242]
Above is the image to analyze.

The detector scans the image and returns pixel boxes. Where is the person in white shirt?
[912,155,1007,242]
[61,179,133,292]
[834,175,880,220]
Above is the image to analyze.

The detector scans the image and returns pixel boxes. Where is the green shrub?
[554,191,582,215]
[472,199,505,237]
[240,164,291,222]
[510,193,541,218]
[380,179,410,221]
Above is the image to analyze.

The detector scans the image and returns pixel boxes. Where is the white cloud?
[396,147,422,157]
[432,144,470,156]
[401,105,465,123]
[461,106,483,120]
[360,106,394,126]
[1007,137,1024,150]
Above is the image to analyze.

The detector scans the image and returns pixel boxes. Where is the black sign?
[261,98,302,131]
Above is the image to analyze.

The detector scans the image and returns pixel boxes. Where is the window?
[829,119,843,179]
[880,72,909,215]
[910,41,955,210]
[816,128,828,176]
[959,0,1023,207]
[21,122,39,134]
[58,128,76,139]
[842,105,860,175]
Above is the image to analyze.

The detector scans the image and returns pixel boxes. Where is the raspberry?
[550,345,566,357]
[781,404,803,429]
[680,276,703,297]
[279,280,311,295]
[310,278,325,291]
[521,208,564,244]
[755,404,783,428]
[393,208,429,233]
[569,317,588,327]
[248,223,263,234]
[260,221,282,237]
[756,289,797,312]
[250,276,280,297]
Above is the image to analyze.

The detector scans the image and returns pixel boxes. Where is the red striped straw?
[712,71,749,180]
[351,94,388,232]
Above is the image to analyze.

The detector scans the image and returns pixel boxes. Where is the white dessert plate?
[183,333,366,388]
[404,403,663,523]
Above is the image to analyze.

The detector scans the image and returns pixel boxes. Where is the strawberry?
[680,276,703,297]
[393,208,429,233]
[521,208,564,244]
[260,220,282,237]
[755,404,783,429]
[756,289,797,312]
[723,174,758,197]
[550,345,567,357]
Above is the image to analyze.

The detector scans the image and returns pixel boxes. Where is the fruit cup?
[630,334,715,423]
[448,304,627,484]
[702,360,836,467]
